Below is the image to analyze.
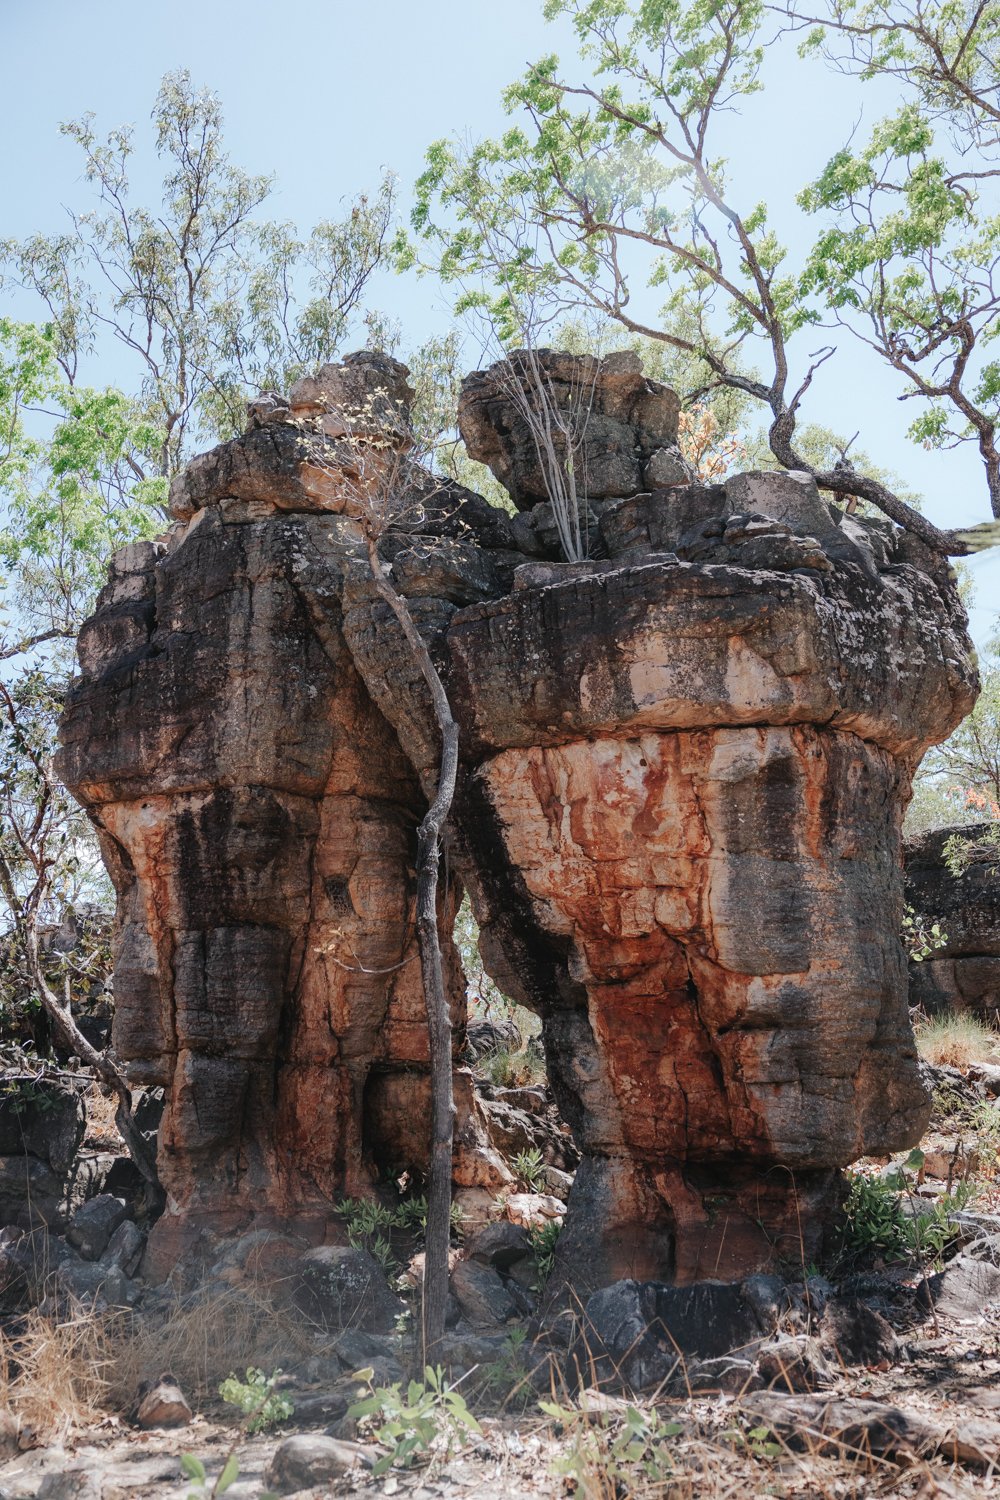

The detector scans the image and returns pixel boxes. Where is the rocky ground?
[0,1044,999,1498]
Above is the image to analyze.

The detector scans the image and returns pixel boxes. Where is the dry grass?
[82,1079,121,1150]
[0,1279,320,1440]
[914,1012,1000,1070]
[103,1280,320,1410]
[0,1302,112,1441]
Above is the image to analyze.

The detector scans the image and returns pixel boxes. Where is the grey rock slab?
[465,1220,533,1270]
[100,1218,145,1276]
[264,1433,367,1493]
[820,1297,901,1368]
[578,1277,766,1393]
[922,1254,1000,1319]
[758,1334,836,1393]
[293,1245,403,1333]
[67,1194,128,1261]
[450,1258,521,1328]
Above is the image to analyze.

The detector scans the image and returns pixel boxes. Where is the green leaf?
[180,1455,206,1482]
[216,1454,240,1493]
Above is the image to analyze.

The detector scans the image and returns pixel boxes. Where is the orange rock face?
[58,350,979,1289]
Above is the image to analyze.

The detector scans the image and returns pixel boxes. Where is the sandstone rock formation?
[905,824,1000,1019]
[58,347,978,1288]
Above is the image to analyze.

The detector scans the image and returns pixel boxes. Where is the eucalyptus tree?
[410,0,1000,554]
[2,68,397,479]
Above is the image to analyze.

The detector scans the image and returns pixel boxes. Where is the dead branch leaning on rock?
[308,392,461,1357]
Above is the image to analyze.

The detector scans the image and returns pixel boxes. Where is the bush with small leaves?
[347,1364,482,1476]
[217,1368,293,1435]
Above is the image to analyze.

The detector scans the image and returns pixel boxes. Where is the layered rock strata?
[905,825,1000,1019]
[59,347,978,1288]
[57,356,513,1272]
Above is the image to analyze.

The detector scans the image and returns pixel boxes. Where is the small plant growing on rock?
[901,904,948,962]
[217,1367,292,1434]
[512,1146,545,1191]
[529,1219,561,1289]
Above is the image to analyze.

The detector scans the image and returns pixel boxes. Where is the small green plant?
[743,1423,783,1460]
[336,1194,466,1275]
[218,1367,293,1434]
[529,1218,561,1289]
[901,904,948,962]
[512,1146,545,1190]
[180,1453,242,1500]
[347,1364,482,1475]
[541,1399,682,1492]
[944,818,1000,878]
[481,1325,531,1400]
[844,1153,978,1266]
[842,1171,911,1259]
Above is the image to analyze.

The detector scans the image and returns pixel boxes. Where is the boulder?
[458,349,681,509]
[577,1278,767,1391]
[0,1081,85,1172]
[67,1194,128,1261]
[294,1246,403,1333]
[136,1377,192,1429]
[450,1259,521,1328]
[265,1434,365,1493]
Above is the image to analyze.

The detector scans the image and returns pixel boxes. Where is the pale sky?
[3,0,997,647]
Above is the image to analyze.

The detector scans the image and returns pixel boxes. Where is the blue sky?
[3,0,997,646]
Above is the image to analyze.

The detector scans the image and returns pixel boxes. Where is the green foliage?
[843,1168,913,1258]
[2,71,397,471]
[335,1195,466,1274]
[0,318,164,651]
[347,1364,482,1475]
[512,1146,546,1190]
[180,1452,243,1499]
[944,821,1000,878]
[528,1218,562,1288]
[843,1154,976,1263]
[217,1367,293,1435]
[901,904,948,962]
[540,1398,682,1492]
[413,0,1000,526]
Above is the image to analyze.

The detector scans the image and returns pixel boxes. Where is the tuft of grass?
[915,1012,1000,1069]
[0,1301,111,1440]
[0,1278,319,1442]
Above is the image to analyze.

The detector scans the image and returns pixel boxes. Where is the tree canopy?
[409,0,1000,554]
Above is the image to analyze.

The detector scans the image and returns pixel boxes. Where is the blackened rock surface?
[294,1246,403,1333]
[905,823,1000,1019]
[577,1277,767,1392]
[67,1194,128,1261]
[0,1081,85,1173]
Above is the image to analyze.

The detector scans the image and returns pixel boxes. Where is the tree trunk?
[365,538,460,1356]
[26,923,163,1201]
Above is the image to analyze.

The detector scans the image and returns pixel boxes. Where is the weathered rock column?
[434,353,979,1291]
[56,356,512,1273]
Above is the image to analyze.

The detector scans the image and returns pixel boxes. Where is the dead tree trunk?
[365,537,459,1355]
